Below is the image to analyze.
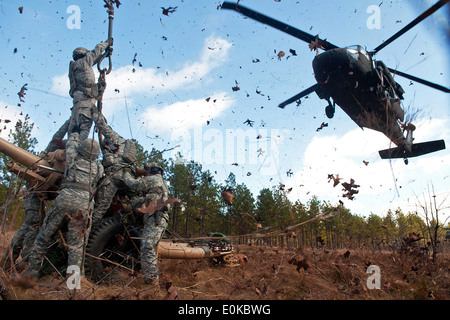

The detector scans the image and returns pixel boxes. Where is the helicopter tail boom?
[378,139,445,160]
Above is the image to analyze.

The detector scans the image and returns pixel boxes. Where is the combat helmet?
[145,162,164,175]
[73,47,88,60]
[79,138,100,160]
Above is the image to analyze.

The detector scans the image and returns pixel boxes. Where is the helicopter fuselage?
[312,47,406,147]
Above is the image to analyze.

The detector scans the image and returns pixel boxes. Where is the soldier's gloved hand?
[92,112,99,124]
[105,38,114,47]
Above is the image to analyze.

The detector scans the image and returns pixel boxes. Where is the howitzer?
[0,137,237,279]
[0,137,65,199]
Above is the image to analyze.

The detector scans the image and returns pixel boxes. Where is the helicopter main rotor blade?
[388,68,450,93]
[278,84,320,109]
[221,1,339,51]
[372,0,449,54]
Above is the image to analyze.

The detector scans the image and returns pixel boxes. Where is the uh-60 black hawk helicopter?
[221,0,449,164]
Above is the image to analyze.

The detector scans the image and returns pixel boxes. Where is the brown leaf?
[18,83,28,103]
[161,6,177,16]
[163,281,179,300]
[137,197,180,215]
[222,190,234,205]
[288,256,309,272]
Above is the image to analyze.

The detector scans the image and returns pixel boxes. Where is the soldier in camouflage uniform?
[91,114,137,226]
[2,120,70,270]
[122,163,170,284]
[68,39,113,141]
[1,189,41,270]
[27,133,103,278]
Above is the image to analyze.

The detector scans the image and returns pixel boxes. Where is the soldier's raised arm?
[95,113,123,143]
[122,168,147,192]
[44,119,70,152]
[86,39,113,67]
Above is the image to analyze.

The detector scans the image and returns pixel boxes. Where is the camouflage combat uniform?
[3,119,70,269]
[91,114,137,226]
[68,40,112,141]
[28,133,103,277]
[122,166,169,283]
[1,191,41,269]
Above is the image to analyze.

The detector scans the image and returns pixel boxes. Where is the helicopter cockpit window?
[346,45,371,62]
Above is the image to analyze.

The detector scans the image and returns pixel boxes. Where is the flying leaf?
[222,189,234,205]
[18,83,28,103]
[161,6,177,16]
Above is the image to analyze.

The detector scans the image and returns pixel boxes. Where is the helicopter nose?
[312,48,352,85]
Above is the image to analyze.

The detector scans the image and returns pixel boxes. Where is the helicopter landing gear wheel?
[325,104,335,119]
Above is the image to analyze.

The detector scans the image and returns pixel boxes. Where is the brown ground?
[1,231,449,300]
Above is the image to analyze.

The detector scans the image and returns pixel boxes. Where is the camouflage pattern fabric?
[28,133,103,277]
[68,41,109,141]
[122,171,170,282]
[1,191,41,269]
[91,114,134,225]
[140,208,169,282]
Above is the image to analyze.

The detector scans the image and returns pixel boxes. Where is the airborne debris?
[341,178,360,200]
[308,35,329,54]
[161,6,177,16]
[243,119,254,127]
[232,80,240,92]
[222,188,234,205]
[327,174,342,187]
[277,50,285,60]
[316,122,328,131]
[18,83,28,103]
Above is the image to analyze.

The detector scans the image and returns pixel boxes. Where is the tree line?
[1,114,448,250]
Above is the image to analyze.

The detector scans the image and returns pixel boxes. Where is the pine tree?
[0,114,38,230]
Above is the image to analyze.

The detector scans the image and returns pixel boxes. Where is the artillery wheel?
[85,216,141,282]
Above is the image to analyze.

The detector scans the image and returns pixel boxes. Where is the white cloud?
[284,117,450,216]
[50,34,233,110]
[141,92,232,134]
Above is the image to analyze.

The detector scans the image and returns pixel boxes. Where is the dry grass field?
[1,230,449,301]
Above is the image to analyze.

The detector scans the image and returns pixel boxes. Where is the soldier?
[91,114,137,226]
[68,39,113,141]
[27,133,103,278]
[122,163,170,284]
[1,189,41,270]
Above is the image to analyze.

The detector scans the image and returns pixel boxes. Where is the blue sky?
[0,0,449,218]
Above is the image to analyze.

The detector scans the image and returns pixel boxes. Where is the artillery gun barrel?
[157,240,232,259]
[0,136,51,170]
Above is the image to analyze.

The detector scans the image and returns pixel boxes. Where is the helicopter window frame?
[345,45,372,63]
